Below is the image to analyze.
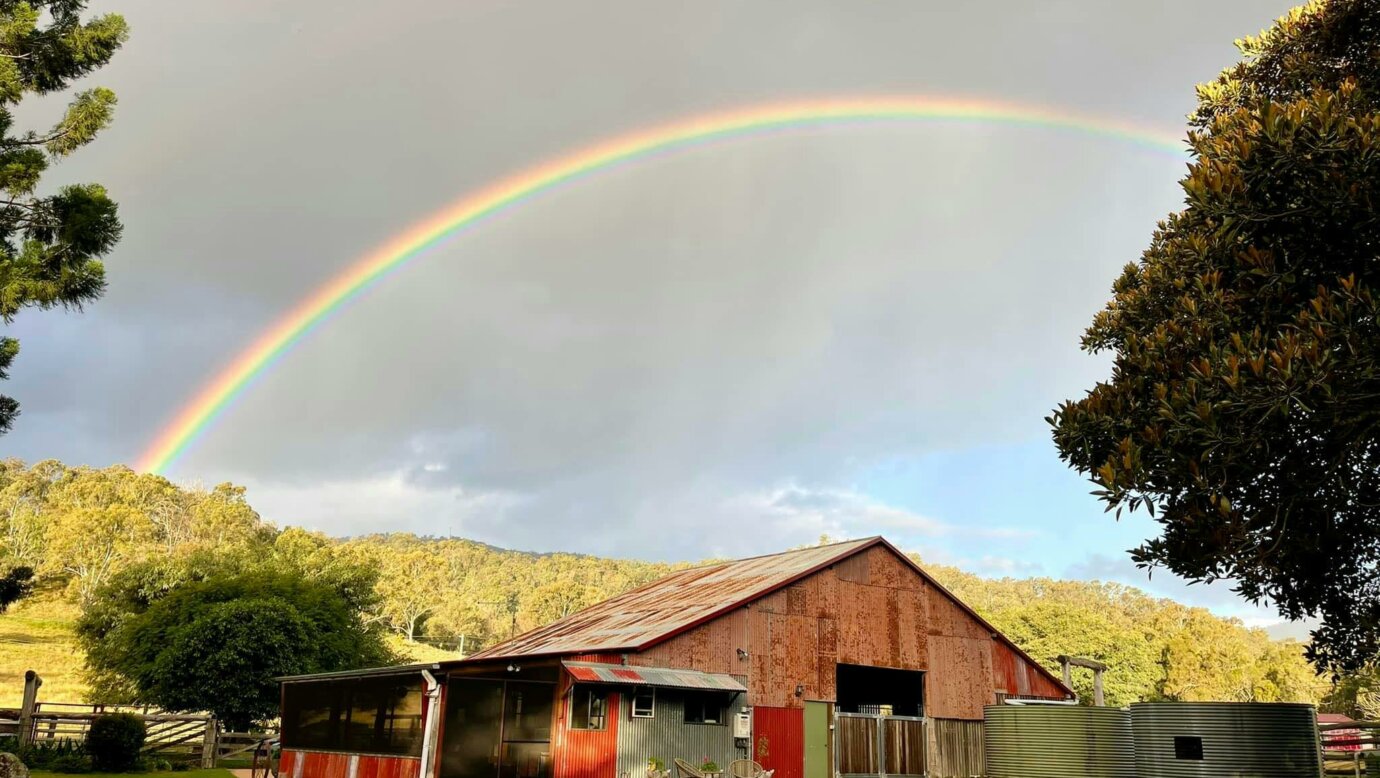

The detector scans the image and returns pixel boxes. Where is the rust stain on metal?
[563,661,746,691]
[926,635,996,720]
[468,538,878,660]
[462,535,1073,706]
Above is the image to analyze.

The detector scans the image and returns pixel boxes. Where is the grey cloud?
[4,0,1295,565]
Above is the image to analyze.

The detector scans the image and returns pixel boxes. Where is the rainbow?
[137,96,1187,474]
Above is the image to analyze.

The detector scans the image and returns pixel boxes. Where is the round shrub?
[86,713,146,772]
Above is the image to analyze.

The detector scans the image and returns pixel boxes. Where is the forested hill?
[0,460,1332,708]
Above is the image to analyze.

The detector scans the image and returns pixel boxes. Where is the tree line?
[0,459,1354,716]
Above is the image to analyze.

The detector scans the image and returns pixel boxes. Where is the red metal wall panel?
[280,750,297,778]
[279,750,419,778]
[991,642,1023,696]
[991,641,1065,700]
[554,687,620,778]
[753,707,803,778]
[1024,666,1067,699]
[360,756,421,778]
[292,751,350,778]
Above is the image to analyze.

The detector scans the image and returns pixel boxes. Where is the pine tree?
[0,2,128,433]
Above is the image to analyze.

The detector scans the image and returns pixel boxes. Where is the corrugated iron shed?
[563,661,746,691]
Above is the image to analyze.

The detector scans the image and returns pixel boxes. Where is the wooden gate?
[835,713,925,778]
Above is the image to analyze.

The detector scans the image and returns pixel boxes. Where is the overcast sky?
[3,0,1305,629]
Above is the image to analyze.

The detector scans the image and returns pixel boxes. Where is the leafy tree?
[0,458,62,567]
[0,564,32,611]
[77,566,397,729]
[1049,0,1380,673]
[987,599,1161,707]
[0,2,128,433]
[923,556,1323,705]
[370,545,451,642]
[1323,665,1380,719]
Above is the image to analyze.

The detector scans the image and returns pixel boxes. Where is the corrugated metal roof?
[276,662,441,683]
[466,537,878,660]
[462,536,1073,699]
[563,661,747,691]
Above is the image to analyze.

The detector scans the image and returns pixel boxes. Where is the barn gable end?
[627,543,1068,717]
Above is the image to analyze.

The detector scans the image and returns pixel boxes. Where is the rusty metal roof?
[563,661,746,692]
[463,536,1074,698]
[466,537,878,660]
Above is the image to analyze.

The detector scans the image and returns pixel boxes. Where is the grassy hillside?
[0,590,86,707]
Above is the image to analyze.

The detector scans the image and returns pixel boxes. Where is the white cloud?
[239,471,529,540]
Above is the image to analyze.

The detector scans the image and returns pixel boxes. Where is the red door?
[753,707,803,778]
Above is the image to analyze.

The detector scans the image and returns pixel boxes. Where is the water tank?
[1129,702,1321,777]
[984,704,1135,778]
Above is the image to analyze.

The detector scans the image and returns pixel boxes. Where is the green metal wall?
[984,705,1134,778]
[613,690,746,778]
[803,702,829,778]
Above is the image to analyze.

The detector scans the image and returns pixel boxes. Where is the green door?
[804,702,830,778]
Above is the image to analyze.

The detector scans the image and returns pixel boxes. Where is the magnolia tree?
[1051,0,1380,673]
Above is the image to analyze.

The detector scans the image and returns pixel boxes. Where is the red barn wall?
[629,545,1065,718]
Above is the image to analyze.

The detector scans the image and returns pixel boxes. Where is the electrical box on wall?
[733,710,752,739]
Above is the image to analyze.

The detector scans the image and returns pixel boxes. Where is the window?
[570,687,607,731]
[1174,736,1204,760]
[683,693,724,725]
[281,676,425,756]
[631,687,655,718]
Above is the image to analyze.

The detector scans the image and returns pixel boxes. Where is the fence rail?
[1320,720,1380,777]
[3,671,278,770]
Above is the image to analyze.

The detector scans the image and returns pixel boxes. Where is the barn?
[277,537,1072,778]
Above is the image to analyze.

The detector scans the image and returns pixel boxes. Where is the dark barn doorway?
[834,665,926,778]
[835,664,923,717]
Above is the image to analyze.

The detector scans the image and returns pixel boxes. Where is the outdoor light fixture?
[794,684,804,697]
[737,648,749,660]
[507,664,521,673]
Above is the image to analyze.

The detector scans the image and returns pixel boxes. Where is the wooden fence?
[1321,720,1380,777]
[2,670,277,769]
[928,719,985,778]
[836,713,981,778]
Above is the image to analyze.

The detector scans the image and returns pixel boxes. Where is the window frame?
[630,686,655,719]
[683,692,725,725]
[569,686,608,731]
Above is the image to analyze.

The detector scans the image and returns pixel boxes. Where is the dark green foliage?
[0,565,33,612]
[78,564,397,730]
[85,713,144,772]
[1049,0,1380,674]
[0,1,128,434]
[8,738,90,773]
[47,753,94,774]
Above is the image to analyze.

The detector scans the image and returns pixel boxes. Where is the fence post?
[201,717,218,769]
[17,670,42,746]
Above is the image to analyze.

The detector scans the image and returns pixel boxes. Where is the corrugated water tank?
[1129,702,1321,777]
[984,704,1134,778]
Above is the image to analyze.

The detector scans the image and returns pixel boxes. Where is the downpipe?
[420,669,442,778]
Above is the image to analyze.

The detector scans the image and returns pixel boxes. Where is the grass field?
[1,591,458,708]
[0,591,88,708]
